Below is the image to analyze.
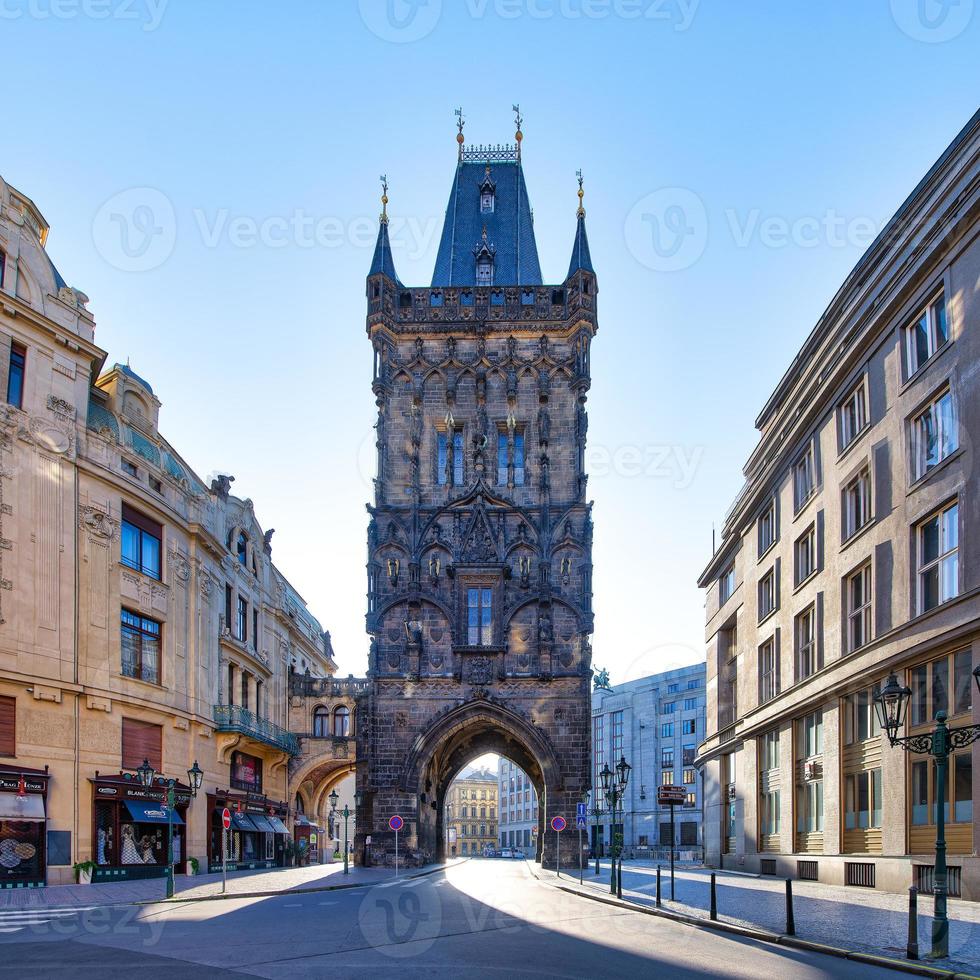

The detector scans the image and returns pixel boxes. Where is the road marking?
[317,901,337,906]
[281,903,302,907]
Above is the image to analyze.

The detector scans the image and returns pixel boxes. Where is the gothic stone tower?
[354,119,597,868]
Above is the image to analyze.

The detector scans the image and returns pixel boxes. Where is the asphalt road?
[0,860,901,978]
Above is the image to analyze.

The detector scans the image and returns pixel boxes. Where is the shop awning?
[230,811,258,832]
[124,800,184,825]
[0,793,45,822]
[267,816,290,834]
[249,814,275,833]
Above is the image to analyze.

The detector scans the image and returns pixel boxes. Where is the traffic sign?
[576,815,587,829]
[389,814,404,832]
[576,802,587,819]
[657,785,687,806]
[221,807,231,830]
[551,815,566,832]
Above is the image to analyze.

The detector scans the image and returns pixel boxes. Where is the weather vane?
[379,174,388,224]
[455,106,465,158]
[513,103,523,160]
[576,169,585,216]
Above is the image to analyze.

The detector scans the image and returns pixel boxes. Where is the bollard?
[785,879,795,936]
[656,864,662,907]
[907,886,919,961]
[710,872,717,921]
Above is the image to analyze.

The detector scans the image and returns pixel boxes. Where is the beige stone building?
[445,768,498,857]
[0,175,334,885]
[697,109,980,897]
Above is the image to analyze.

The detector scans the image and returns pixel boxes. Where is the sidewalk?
[0,859,457,910]
[538,860,980,977]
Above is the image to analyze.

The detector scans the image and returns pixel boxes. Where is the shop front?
[293,815,324,865]
[0,765,49,888]
[90,772,190,881]
[207,789,290,873]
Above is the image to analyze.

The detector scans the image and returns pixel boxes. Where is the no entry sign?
[221,807,231,830]
[551,815,566,832]
[389,814,404,832]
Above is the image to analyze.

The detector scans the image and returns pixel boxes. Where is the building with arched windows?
[445,767,498,857]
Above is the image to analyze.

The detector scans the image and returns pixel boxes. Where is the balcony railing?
[213,705,299,755]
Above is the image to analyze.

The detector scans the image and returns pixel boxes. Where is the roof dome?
[112,363,154,395]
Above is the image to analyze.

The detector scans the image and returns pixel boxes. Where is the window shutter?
[0,696,15,756]
[121,503,162,538]
[121,717,162,773]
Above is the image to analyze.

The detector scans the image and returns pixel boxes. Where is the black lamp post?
[328,789,350,875]
[874,664,980,960]
[600,755,631,899]
[591,803,603,875]
[135,758,203,899]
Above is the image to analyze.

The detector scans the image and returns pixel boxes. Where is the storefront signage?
[231,752,263,792]
[0,777,46,794]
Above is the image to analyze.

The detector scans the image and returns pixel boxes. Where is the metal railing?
[213,705,299,755]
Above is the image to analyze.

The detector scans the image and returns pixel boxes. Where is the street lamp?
[874,665,980,960]
[132,758,202,899]
[600,756,631,898]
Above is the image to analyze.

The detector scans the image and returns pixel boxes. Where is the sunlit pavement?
[568,860,980,974]
[0,859,907,977]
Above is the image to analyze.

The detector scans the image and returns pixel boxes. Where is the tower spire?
[455,106,465,161]
[368,174,401,284]
[567,169,594,278]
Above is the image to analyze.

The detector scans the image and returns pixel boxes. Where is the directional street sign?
[576,815,587,829]
[657,785,687,806]
[221,807,231,830]
[576,802,587,819]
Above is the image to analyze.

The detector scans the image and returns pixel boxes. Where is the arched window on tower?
[313,706,329,737]
[236,531,248,565]
[476,256,493,285]
[333,705,351,737]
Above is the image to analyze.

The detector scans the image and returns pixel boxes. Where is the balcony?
[213,705,299,756]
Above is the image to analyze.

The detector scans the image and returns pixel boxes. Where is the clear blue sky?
[5,1,978,680]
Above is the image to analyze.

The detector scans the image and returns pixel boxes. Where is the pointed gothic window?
[480,190,494,214]
[497,430,525,486]
[467,587,493,646]
[476,257,493,285]
[438,429,464,486]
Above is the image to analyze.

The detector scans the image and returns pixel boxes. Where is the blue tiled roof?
[368,220,402,283]
[432,161,542,287]
[113,363,154,395]
[86,397,119,441]
[164,452,186,484]
[567,213,594,277]
[127,426,161,467]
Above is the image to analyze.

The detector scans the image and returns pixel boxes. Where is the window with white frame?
[911,388,957,482]
[761,729,780,770]
[845,562,872,652]
[794,525,816,586]
[719,563,735,604]
[917,501,958,613]
[839,382,868,450]
[759,637,778,703]
[793,446,816,512]
[758,568,776,621]
[760,789,780,836]
[905,293,948,377]
[795,604,818,681]
[842,467,871,540]
[758,500,776,555]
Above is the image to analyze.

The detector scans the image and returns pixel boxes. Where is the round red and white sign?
[222,807,231,830]
[551,815,566,832]
[389,814,404,832]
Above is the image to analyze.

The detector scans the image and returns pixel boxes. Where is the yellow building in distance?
[444,767,498,857]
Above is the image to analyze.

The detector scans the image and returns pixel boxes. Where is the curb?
[529,864,976,980]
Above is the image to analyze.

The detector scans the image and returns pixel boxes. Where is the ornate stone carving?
[466,656,493,685]
[78,506,118,540]
[46,395,75,420]
[18,416,74,456]
[168,548,190,583]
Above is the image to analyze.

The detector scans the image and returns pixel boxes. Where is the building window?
[759,637,778,704]
[667,683,679,693]
[121,610,160,685]
[663,702,675,714]
[466,587,493,646]
[121,717,162,772]
[905,293,947,377]
[236,531,248,565]
[839,382,868,450]
[121,458,138,478]
[911,388,957,482]
[683,697,697,710]
[842,467,871,540]
[795,526,816,585]
[719,564,735,604]
[480,190,494,214]
[683,769,696,785]
[333,705,351,737]
[313,706,329,737]
[0,695,14,757]
[719,623,738,729]
[237,596,248,642]
[662,770,674,785]
[793,446,816,512]
[682,718,696,735]
[762,729,779,770]
[661,748,674,768]
[909,649,972,727]
[798,708,823,759]
[682,744,696,765]
[661,722,674,738]
[687,679,701,689]
[120,505,162,580]
[795,605,818,681]
[758,568,776,620]
[844,684,881,744]
[6,342,25,410]
[497,429,525,486]
[438,428,465,486]
[758,500,776,555]
[845,562,872,652]
[611,710,624,759]
[797,779,824,834]
[845,769,882,829]
[476,257,493,285]
[760,790,780,836]
[253,609,259,650]
[0,249,5,289]
[917,502,958,612]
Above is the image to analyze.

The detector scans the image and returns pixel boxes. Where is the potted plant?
[73,860,96,885]
[188,857,200,876]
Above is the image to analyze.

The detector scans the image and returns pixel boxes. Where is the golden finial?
[455,107,465,159]
[513,103,523,160]
[379,174,389,225]
[481,225,488,242]
[576,169,585,217]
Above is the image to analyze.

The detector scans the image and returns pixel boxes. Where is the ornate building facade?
[354,117,597,867]
[445,766,498,857]
[0,175,334,885]
[697,110,980,896]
